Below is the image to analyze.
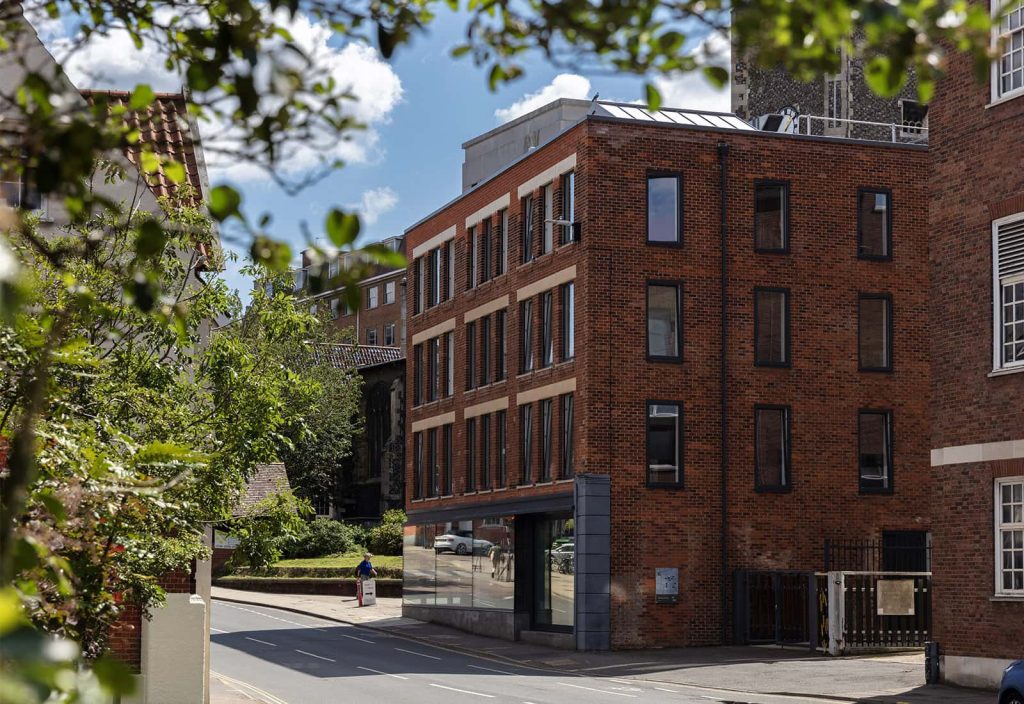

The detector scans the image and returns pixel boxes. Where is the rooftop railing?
[795,114,928,144]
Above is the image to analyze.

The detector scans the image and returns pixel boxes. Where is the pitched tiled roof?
[234,463,292,517]
[79,89,205,204]
[311,343,404,370]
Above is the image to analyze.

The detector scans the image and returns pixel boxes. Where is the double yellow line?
[211,670,290,704]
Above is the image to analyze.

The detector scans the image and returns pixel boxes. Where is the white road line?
[558,682,637,698]
[295,649,335,662]
[357,666,409,680]
[395,646,442,660]
[210,627,229,633]
[340,633,376,644]
[245,637,277,646]
[429,683,494,698]
[654,687,678,693]
[578,661,658,671]
[467,664,518,676]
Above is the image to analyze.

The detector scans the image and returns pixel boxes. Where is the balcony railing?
[795,114,928,144]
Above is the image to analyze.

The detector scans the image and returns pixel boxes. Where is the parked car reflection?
[434,530,493,555]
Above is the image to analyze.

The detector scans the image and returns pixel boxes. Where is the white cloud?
[651,32,731,112]
[349,186,398,225]
[45,10,403,183]
[495,74,592,123]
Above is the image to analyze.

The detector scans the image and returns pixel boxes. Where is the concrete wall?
[141,594,207,704]
[941,655,1016,690]
[401,605,517,641]
[575,474,610,651]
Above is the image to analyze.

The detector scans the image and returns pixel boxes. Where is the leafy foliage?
[278,518,365,559]
[228,491,312,569]
[367,522,403,556]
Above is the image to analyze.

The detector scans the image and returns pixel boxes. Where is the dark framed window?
[520,299,534,373]
[647,281,682,361]
[522,195,535,263]
[481,219,492,283]
[442,424,453,495]
[480,315,492,385]
[519,404,533,485]
[754,405,791,492]
[445,332,455,397]
[426,428,438,498]
[466,417,477,492]
[859,410,893,493]
[541,291,554,367]
[754,287,790,367]
[466,321,477,390]
[857,188,892,260]
[413,344,423,406]
[562,282,575,360]
[859,293,893,372]
[445,240,455,300]
[428,337,439,401]
[754,181,789,252]
[480,414,492,490]
[498,209,508,275]
[468,226,478,289]
[647,172,682,245]
[413,432,423,499]
[415,256,425,314]
[366,328,377,345]
[542,183,554,253]
[561,393,575,479]
[496,309,507,381]
[430,248,441,307]
[561,171,575,245]
[496,410,507,488]
[647,401,683,487]
[540,399,553,482]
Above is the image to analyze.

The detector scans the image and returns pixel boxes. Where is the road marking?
[245,637,276,646]
[395,646,442,660]
[357,666,409,680]
[210,627,229,633]
[578,661,658,671]
[558,682,637,698]
[211,671,289,704]
[654,687,678,693]
[429,683,494,698]
[468,664,518,676]
[295,649,335,662]
[341,633,376,644]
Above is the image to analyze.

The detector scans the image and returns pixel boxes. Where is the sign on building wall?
[655,568,679,604]
[876,579,916,616]
[214,530,239,549]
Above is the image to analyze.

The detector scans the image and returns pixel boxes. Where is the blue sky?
[36,7,728,300]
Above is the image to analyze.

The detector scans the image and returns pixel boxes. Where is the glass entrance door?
[532,513,574,630]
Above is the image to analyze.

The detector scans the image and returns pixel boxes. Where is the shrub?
[278,518,360,559]
[368,521,403,556]
[381,508,407,525]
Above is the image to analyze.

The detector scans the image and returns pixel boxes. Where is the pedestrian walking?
[487,543,502,578]
[355,552,377,606]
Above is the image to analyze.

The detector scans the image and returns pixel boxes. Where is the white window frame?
[329,258,340,278]
[994,476,1024,596]
[330,298,341,319]
[384,322,395,346]
[385,281,396,305]
[992,213,1024,371]
[367,285,379,309]
[367,328,378,345]
[992,1,1024,103]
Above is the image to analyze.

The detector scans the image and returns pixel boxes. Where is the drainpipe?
[717,141,730,645]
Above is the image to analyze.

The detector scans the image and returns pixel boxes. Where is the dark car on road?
[1001,661,1024,704]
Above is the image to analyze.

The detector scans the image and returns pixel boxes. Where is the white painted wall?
[141,594,207,704]
[942,655,1015,690]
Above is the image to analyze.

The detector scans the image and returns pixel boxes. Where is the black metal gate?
[734,570,815,646]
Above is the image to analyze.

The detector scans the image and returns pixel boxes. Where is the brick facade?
[404,109,930,647]
[331,268,405,348]
[928,0,1024,671]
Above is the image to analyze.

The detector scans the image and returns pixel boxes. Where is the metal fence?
[825,537,931,573]
[796,114,928,144]
[827,571,932,653]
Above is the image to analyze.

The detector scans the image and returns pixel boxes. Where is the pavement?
[211,586,993,704]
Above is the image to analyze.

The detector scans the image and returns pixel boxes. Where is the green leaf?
[360,243,406,269]
[139,151,160,174]
[164,160,186,185]
[702,66,729,89]
[645,83,662,112]
[136,219,166,259]
[325,209,360,247]
[208,185,241,222]
[93,655,138,695]
[250,236,291,271]
[0,588,25,635]
[129,83,156,110]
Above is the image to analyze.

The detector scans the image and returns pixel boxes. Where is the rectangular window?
[496,410,507,488]
[561,393,574,479]
[754,181,788,252]
[442,424,453,495]
[539,399,553,482]
[561,171,575,245]
[541,291,553,367]
[366,328,378,345]
[481,219,492,283]
[431,248,442,306]
[499,209,509,275]
[368,286,379,309]
[859,294,893,371]
[648,173,681,244]
[468,227,478,289]
[994,215,1024,370]
[755,406,791,491]
[330,298,341,319]
[480,414,491,490]
[329,258,339,278]
[542,183,554,254]
[413,344,423,406]
[428,337,440,401]
[466,321,477,390]
[413,432,423,499]
[520,404,533,484]
[522,196,535,263]
[647,282,682,361]
[385,281,396,305]
[466,418,477,492]
[445,240,455,300]
[480,316,492,386]
[996,477,1024,595]
[994,2,1024,100]
[520,299,534,372]
[416,257,425,314]
[496,309,507,381]
[858,188,892,260]
[426,428,437,498]
[859,410,893,493]
[446,332,455,397]
[384,322,395,346]
[754,288,790,367]
[647,401,682,487]
[562,282,575,360]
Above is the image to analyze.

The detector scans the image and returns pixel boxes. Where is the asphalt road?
[210,600,835,704]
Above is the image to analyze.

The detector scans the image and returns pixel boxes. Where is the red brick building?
[402,101,931,649]
[928,0,1024,688]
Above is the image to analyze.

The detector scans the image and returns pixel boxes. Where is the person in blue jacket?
[355,552,377,580]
